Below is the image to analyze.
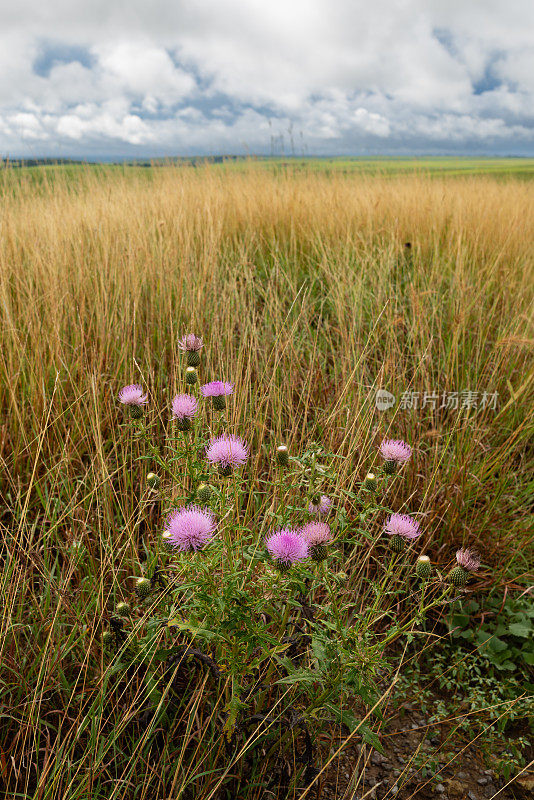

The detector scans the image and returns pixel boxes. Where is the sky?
[1,0,533,159]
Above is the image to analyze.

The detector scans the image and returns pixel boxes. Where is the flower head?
[308,495,332,517]
[379,439,412,463]
[200,381,234,398]
[456,548,480,572]
[163,505,216,552]
[206,434,249,472]
[266,529,309,566]
[300,522,332,547]
[178,334,203,352]
[384,513,421,540]
[171,393,199,420]
[118,384,148,406]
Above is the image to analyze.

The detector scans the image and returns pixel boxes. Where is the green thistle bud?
[276,445,289,466]
[364,472,377,491]
[187,350,201,367]
[134,577,152,599]
[415,555,432,580]
[147,472,159,489]
[219,464,232,477]
[175,417,192,432]
[161,532,175,553]
[197,483,213,503]
[383,460,397,476]
[310,544,328,562]
[102,630,114,650]
[115,601,130,617]
[185,367,198,385]
[389,534,405,553]
[129,405,144,420]
[213,394,226,411]
[273,560,292,574]
[448,566,468,587]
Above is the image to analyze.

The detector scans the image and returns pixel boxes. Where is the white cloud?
[0,0,532,155]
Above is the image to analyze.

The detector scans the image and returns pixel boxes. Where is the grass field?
[0,161,533,799]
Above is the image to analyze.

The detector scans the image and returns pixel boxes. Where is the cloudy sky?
[1,0,533,158]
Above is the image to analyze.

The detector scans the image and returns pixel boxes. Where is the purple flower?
[384,513,421,540]
[379,439,412,463]
[300,522,332,546]
[266,529,309,566]
[178,334,203,352]
[456,548,480,572]
[206,434,249,472]
[308,495,332,517]
[171,393,198,420]
[200,381,234,398]
[118,384,148,406]
[163,505,216,552]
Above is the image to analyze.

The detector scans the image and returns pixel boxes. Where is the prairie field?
[0,162,533,799]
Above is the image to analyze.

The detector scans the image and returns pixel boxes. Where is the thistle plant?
[108,345,484,794]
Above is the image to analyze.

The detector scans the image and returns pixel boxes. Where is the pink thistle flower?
[456,548,480,572]
[118,384,148,406]
[200,381,234,398]
[206,434,249,474]
[178,334,203,352]
[308,495,332,517]
[171,393,198,420]
[266,529,309,567]
[300,522,332,547]
[163,505,216,552]
[384,513,421,540]
[201,380,234,410]
[379,439,412,463]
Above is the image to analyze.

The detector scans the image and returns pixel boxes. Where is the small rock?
[484,770,494,776]
[477,777,488,785]
[516,775,534,794]
[411,723,419,729]
[457,772,468,780]
[391,785,399,796]
[435,785,445,794]
[468,792,477,800]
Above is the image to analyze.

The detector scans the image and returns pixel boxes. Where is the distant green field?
[4,155,534,184]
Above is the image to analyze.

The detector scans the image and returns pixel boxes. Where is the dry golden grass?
[0,163,533,798]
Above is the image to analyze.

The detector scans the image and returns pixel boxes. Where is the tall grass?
[0,163,533,798]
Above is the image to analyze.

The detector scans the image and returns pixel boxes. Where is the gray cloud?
[1,0,533,156]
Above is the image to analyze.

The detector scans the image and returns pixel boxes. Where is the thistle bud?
[187,350,200,367]
[161,532,175,553]
[134,577,152,599]
[175,417,192,432]
[197,483,213,504]
[310,544,328,562]
[383,460,397,476]
[102,630,114,650]
[115,601,130,617]
[147,472,159,489]
[276,445,289,466]
[311,492,321,506]
[389,534,405,553]
[129,405,144,420]
[448,566,468,587]
[219,463,232,477]
[185,367,198,385]
[364,472,377,491]
[415,555,432,579]
[213,394,226,411]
